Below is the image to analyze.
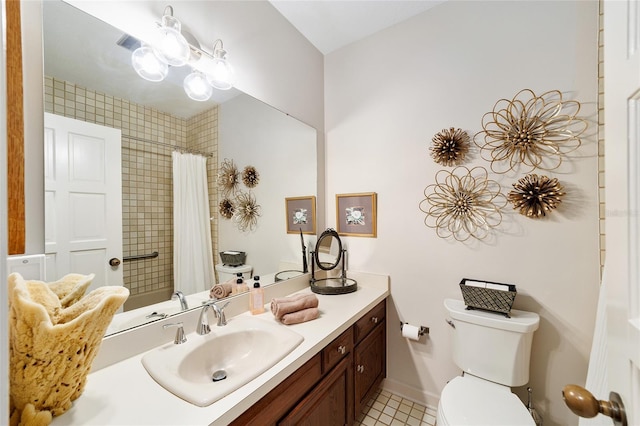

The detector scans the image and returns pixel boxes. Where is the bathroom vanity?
[49,272,389,425]
[231,299,386,425]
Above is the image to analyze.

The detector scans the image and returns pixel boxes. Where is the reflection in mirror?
[41,0,316,336]
[310,229,357,295]
[316,229,342,270]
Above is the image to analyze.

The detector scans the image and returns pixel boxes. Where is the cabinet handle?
[337,345,346,355]
[371,316,378,324]
[357,365,365,373]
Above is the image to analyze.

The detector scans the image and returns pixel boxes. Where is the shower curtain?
[172,152,215,295]
[579,266,609,426]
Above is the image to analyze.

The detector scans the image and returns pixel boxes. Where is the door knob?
[109,257,121,267]
[562,384,627,426]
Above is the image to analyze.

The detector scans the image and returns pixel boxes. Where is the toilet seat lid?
[439,376,534,426]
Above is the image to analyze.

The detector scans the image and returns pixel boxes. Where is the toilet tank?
[444,298,540,387]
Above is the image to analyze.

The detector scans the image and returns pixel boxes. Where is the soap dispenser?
[236,273,248,293]
[249,276,265,314]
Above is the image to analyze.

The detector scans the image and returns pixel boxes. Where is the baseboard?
[380,378,440,411]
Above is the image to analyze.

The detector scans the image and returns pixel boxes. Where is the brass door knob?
[108,258,121,267]
[562,384,627,426]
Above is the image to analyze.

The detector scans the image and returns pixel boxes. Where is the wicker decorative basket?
[459,278,517,317]
[219,251,246,266]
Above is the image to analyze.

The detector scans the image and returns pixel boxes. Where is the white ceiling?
[268,0,446,54]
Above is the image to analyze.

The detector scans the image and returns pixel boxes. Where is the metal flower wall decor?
[233,191,261,232]
[242,165,260,188]
[219,198,235,219]
[217,158,239,197]
[474,89,587,174]
[420,166,507,242]
[430,127,470,166]
[508,174,565,218]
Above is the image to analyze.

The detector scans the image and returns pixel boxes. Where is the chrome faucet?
[197,300,230,334]
[163,322,186,344]
[172,291,189,311]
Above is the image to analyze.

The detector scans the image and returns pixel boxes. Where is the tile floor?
[355,388,437,426]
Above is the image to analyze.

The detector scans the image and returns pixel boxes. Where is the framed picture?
[285,196,316,234]
[336,192,377,237]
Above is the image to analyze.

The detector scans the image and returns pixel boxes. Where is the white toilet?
[437,298,540,426]
[215,263,253,283]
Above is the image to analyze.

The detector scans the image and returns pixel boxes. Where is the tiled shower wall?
[44,76,219,309]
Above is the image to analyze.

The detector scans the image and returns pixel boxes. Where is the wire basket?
[459,278,517,317]
[219,251,246,266]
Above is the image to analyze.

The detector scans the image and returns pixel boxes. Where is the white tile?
[410,407,424,418]
[373,401,386,412]
[378,413,393,425]
[368,408,381,419]
[395,411,409,422]
[422,413,436,425]
[413,403,426,413]
[383,405,397,417]
[398,403,413,414]
[361,415,377,426]
[406,416,422,426]
[387,398,400,409]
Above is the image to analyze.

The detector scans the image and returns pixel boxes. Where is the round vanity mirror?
[310,229,357,295]
[315,228,342,270]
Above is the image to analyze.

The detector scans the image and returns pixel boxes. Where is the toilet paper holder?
[400,322,429,336]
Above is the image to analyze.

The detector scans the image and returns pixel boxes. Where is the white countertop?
[51,272,389,426]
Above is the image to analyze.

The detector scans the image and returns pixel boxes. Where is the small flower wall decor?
[474,89,587,174]
[242,165,260,188]
[217,158,239,197]
[430,127,470,166]
[233,191,261,232]
[219,198,235,219]
[508,174,565,218]
[419,166,507,242]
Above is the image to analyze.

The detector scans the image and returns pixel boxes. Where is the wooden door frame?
[6,0,25,255]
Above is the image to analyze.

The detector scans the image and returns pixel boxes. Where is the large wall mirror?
[41,0,317,335]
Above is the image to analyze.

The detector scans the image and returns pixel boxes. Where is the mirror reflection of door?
[44,113,123,294]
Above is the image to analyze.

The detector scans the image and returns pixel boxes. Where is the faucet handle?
[163,322,187,344]
[212,301,230,326]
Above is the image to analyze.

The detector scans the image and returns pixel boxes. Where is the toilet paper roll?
[402,323,420,341]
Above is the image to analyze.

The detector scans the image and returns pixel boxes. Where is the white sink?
[141,315,304,406]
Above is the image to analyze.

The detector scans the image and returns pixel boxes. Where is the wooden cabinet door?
[354,321,385,416]
[279,355,353,426]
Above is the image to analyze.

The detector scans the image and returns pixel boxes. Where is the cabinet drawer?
[354,299,386,344]
[322,326,353,373]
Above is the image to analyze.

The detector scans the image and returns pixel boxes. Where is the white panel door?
[44,113,122,293]
[602,0,640,424]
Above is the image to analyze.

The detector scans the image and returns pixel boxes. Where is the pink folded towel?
[210,283,233,299]
[270,294,319,320]
[280,307,319,325]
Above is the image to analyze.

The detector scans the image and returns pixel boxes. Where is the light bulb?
[184,71,212,101]
[155,14,190,67]
[131,46,168,82]
[206,57,235,90]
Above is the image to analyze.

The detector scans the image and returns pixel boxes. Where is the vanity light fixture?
[131,5,235,100]
[206,39,235,90]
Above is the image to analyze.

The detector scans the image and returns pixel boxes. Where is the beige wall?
[324,1,599,425]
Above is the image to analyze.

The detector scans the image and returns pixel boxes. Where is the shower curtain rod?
[124,135,214,158]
